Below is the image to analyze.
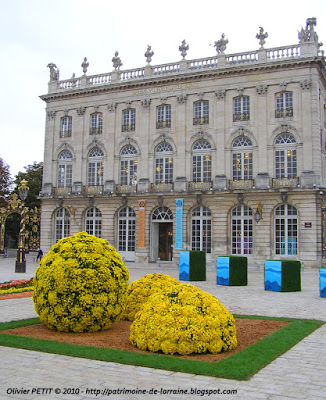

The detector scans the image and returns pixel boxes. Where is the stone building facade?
[40,18,326,267]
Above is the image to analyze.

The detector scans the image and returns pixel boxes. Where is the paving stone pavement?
[0,255,325,399]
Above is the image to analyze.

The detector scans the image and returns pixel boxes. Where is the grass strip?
[0,316,323,380]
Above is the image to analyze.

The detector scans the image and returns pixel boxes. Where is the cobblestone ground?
[0,256,325,399]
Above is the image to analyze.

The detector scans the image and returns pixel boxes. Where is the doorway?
[150,206,173,262]
[159,222,173,261]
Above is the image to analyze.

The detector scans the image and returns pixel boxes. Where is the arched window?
[155,142,173,183]
[58,150,73,187]
[232,137,253,180]
[233,96,250,121]
[90,112,103,135]
[275,204,298,255]
[275,133,297,178]
[85,207,102,237]
[55,208,70,241]
[120,145,137,185]
[118,207,136,253]
[88,147,104,186]
[192,140,212,182]
[231,205,253,255]
[191,206,211,253]
[152,206,173,221]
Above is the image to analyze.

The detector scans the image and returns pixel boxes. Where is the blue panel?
[265,260,282,291]
[175,199,183,250]
[179,251,189,281]
[217,257,230,286]
[320,268,326,298]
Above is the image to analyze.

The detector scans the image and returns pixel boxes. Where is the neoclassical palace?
[40,18,326,267]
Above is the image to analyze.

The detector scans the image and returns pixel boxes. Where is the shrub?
[123,273,180,321]
[130,284,237,356]
[33,232,129,332]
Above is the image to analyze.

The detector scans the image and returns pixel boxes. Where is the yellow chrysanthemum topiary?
[130,284,237,356]
[123,273,181,321]
[33,232,129,333]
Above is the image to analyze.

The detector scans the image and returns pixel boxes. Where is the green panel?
[229,256,248,286]
[281,260,301,292]
[189,251,206,281]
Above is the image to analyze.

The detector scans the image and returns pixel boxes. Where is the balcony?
[188,181,212,192]
[275,109,293,118]
[151,183,173,192]
[272,177,299,189]
[116,184,137,194]
[193,117,209,125]
[233,113,250,122]
[83,185,103,195]
[156,121,171,129]
[53,186,72,196]
[59,130,72,138]
[228,179,254,190]
[89,128,102,135]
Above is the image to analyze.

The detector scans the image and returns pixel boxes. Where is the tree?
[13,162,43,209]
[0,157,13,207]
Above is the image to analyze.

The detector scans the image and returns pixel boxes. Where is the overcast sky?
[1,0,325,182]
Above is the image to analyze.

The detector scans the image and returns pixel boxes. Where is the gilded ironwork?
[275,108,293,118]
[151,183,173,193]
[116,184,137,194]
[83,185,103,195]
[193,117,209,125]
[0,194,40,253]
[188,181,212,192]
[272,177,299,188]
[228,179,253,190]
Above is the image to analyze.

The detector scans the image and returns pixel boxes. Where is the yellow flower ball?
[33,232,129,332]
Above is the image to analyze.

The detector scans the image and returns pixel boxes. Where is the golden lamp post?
[15,179,29,273]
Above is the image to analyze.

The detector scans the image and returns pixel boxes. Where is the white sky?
[0,0,325,180]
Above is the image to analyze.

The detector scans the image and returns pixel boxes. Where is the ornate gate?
[0,193,40,254]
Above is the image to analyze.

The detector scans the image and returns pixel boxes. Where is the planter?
[265,260,301,292]
[179,251,206,281]
[216,256,248,286]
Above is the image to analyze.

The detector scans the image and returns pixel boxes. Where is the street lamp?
[15,179,29,273]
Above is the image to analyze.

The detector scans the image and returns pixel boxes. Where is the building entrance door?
[158,222,173,261]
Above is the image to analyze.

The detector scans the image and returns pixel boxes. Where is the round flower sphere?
[130,284,237,355]
[123,273,181,321]
[33,232,129,333]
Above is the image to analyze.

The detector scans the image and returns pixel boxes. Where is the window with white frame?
[191,206,211,253]
[157,105,171,129]
[233,96,250,122]
[55,208,70,241]
[60,116,72,138]
[231,205,253,255]
[118,207,136,252]
[275,133,297,178]
[88,147,104,186]
[192,140,212,182]
[58,150,73,187]
[90,112,103,135]
[232,137,253,180]
[122,109,136,132]
[120,145,137,185]
[193,100,209,125]
[275,204,298,255]
[275,91,293,118]
[155,142,173,183]
[85,207,102,237]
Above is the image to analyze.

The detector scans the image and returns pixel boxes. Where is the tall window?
[191,206,211,253]
[231,205,253,255]
[157,105,171,129]
[192,140,212,182]
[275,134,297,178]
[120,145,137,185]
[122,109,136,132]
[193,100,209,125]
[90,112,103,135]
[155,142,173,183]
[233,96,250,121]
[85,207,102,237]
[118,207,136,252]
[232,137,253,180]
[275,92,293,118]
[58,150,73,187]
[55,208,70,241]
[275,204,298,255]
[88,147,104,186]
[60,116,72,138]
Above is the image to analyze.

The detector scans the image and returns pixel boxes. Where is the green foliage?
[13,162,43,209]
[189,251,206,281]
[0,157,13,207]
[281,261,301,292]
[229,256,248,286]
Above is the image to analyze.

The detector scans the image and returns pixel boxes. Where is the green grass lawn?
[0,316,323,380]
